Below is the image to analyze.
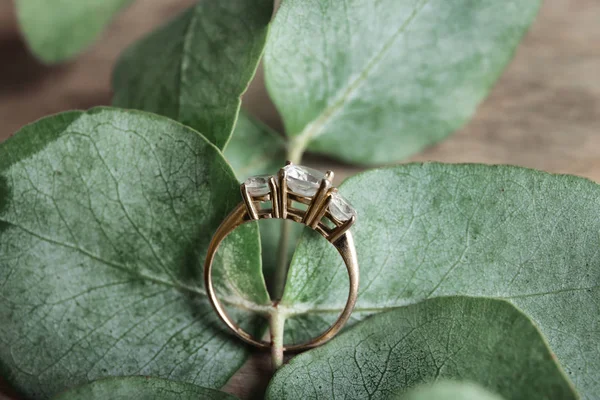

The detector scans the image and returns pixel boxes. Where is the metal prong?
[303,179,332,226]
[325,171,334,182]
[241,183,259,220]
[308,188,335,229]
[268,176,280,218]
[278,168,288,219]
[329,214,356,243]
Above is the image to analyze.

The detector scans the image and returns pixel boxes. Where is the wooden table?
[0,1,599,399]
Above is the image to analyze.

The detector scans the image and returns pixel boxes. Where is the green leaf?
[53,376,238,400]
[266,297,576,399]
[0,108,268,398]
[15,0,132,63]
[399,381,505,400]
[112,0,273,149]
[280,164,598,398]
[264,0,541,164]
[224,112,287,179]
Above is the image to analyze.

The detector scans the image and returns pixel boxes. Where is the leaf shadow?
[0,175,10,234]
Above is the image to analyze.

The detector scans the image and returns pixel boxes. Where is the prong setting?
[268,176,280,218]
[278,168,288,219]
[240,183,259,220]
[240,164,356,240]
[308,187,336,229]
[325,170,334,182]
[302,177,332,226]
[329,214,356,243]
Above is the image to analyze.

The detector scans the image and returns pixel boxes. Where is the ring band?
[204,162,359,351]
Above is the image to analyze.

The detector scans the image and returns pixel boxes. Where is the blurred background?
[1,0,599,182]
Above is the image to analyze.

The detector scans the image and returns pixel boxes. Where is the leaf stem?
[287,138,306,167]
[268,144,305,367]
[269,306,286,370]
[271,144,304,299]
[272,219,292,299]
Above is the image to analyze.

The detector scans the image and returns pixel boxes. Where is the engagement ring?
[204,162,359,351]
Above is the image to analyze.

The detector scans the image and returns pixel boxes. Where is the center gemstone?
[283,165,325,196]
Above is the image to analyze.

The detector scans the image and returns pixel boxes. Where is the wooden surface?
[0,1,599,399]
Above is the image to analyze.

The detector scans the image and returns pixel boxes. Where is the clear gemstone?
[329,193,356,221]
[283,165,325,196]
[244,174,271,196]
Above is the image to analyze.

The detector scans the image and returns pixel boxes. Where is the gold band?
[203,164,359,351]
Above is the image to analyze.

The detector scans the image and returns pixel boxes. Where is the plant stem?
[271,145,303,299]
[272,219,292,299]
[287,138,306,167]
[269,307,286,370]
[269,144,304,365]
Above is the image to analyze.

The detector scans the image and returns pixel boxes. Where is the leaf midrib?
[0,217,272,315]
[288,0,430,155]
[279,285,600,317]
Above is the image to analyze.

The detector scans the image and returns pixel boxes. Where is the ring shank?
[204,203,359,352]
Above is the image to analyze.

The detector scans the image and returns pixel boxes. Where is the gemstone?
[329,193,356,221]
[283,165,325,196]
[244,174,271,196]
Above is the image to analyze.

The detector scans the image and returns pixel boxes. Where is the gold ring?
[204,162,359,351]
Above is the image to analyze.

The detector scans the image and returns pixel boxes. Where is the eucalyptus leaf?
[280,164,599,399]
[53,376,238,400]
[267,297,576,399]
[400,381,505,400]
[0,108,268,399]
[15,0,132,63]
[264,0,541,164]
[225,112,287,179]
[112,0,273,149]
